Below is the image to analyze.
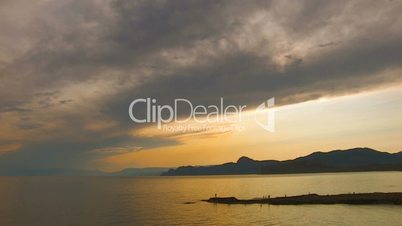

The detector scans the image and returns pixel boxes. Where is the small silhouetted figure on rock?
[215,193,217,198]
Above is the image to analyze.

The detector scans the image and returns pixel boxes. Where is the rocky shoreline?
[203,192,402,205]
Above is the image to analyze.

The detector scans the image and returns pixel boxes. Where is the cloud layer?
[1,0,402,171]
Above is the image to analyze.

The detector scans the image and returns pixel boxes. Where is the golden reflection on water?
[0,172,402,225]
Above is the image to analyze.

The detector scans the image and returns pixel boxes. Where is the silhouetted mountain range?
[0,167,169,176]
[109,167,169,176]
[2,148,401,176]
[161,148,402,176]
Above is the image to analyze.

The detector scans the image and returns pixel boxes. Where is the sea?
[1,171,401,225]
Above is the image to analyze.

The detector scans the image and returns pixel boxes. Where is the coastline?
[203,192,402,205]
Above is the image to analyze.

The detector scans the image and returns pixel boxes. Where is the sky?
[0,0,402,172]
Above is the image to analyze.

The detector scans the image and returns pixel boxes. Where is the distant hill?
[0,168,106,176]
[0,167,169,176]
[161,148,402,176]
[109,167,169,176]
[161,156,279,176]
[261,148,402,174]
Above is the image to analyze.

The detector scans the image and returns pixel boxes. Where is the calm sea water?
[0,172,402,225]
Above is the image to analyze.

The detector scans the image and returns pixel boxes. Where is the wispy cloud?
[91,146,143,155]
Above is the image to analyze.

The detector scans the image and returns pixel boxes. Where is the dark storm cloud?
[105,35,402,121]
[101,0,402,113]
[0,131,178,172]
[0,0,402,170]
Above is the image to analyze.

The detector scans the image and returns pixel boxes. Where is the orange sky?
[99,86,402,171]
